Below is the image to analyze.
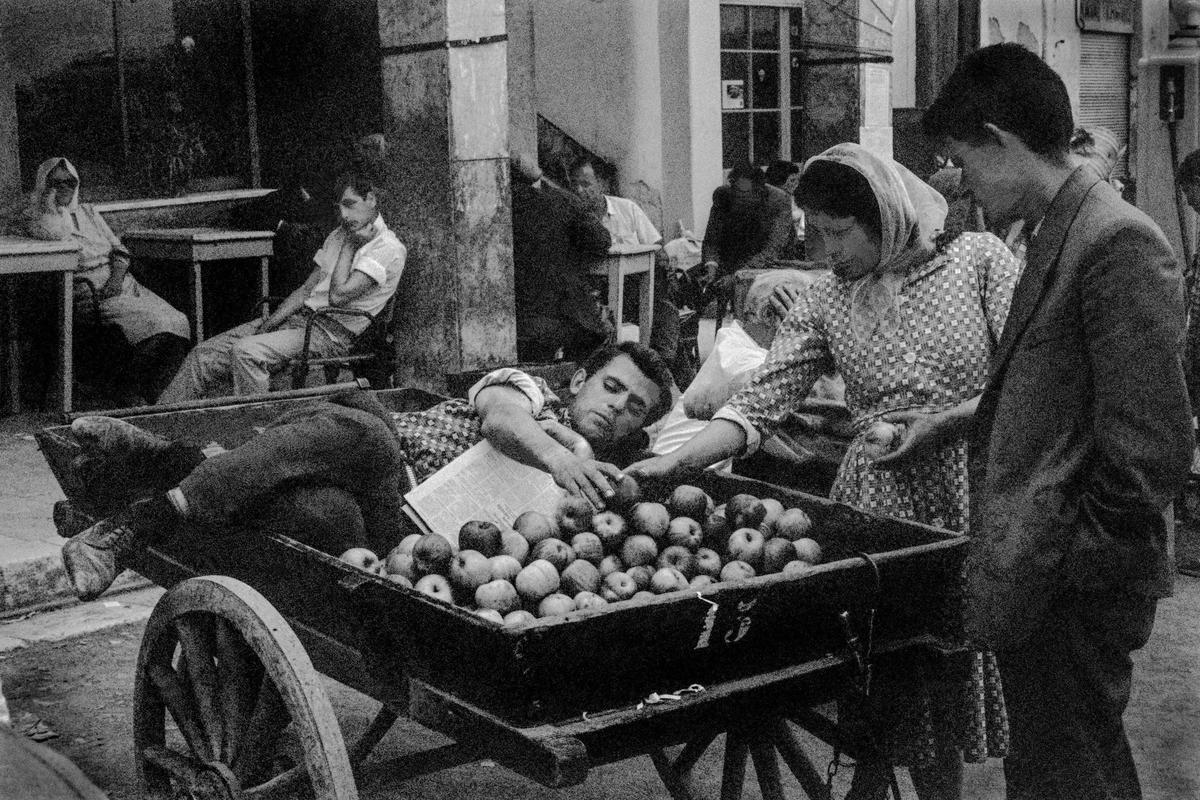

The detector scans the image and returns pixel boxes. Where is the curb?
[0,548,149,621]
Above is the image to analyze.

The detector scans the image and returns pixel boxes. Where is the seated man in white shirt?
[158,173,406,401]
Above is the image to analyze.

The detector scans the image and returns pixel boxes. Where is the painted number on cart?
[694,597,758,649]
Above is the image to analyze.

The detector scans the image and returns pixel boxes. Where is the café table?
[122,228,275,341]
[0,236,80,413]
[589,243,659,346]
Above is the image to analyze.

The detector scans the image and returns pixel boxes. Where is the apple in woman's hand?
[726,528,765,569]
[339,548,380,573]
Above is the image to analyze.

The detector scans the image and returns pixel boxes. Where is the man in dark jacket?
[510,153,613,361]
[918,43,1193,800]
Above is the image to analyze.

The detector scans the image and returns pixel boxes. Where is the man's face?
[569,164,606,212]
[46,166,77,208]
[942,136,1029,227]
[731,176,756,198]
[1183,181,1200,215]
[570,354,661,444]
[805,211,880,280]
[338,187,377,235]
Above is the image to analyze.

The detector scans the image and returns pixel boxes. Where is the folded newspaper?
[403,440,563,547]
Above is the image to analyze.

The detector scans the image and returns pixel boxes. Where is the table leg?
[59,271,73,413]
[259,256,270,324]
[608,261,623,341]
[192,260,204,342]
[639,257,654,347]
[2,281,18,413]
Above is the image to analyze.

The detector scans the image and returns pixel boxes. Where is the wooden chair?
[259,291,400,390]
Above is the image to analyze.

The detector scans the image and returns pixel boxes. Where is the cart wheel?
[133,576,357,800]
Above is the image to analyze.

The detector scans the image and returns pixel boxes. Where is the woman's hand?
[770,283,801,318]
[544,449,621,509]
[872,409,951,467]
[625,453,684,482]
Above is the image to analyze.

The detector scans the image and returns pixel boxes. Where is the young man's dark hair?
[727,162,766,185]
[922,42,1073,157]
[334,171,376,200]
[763,159,799,188]
[1178,149,1200,187]
[580,340,675,425]
[794,160,882,236]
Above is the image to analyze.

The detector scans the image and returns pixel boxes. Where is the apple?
[793,537,824,565]
[412,533,455,576]
[650,566,689,594]
[629,502,671,540]
[701,512,732,551]
[666,516,703,551]
[726,527,765,570]
[726,494,767,531]
[515,559,560,603]
[339,547,380,573]
[610,473,641,510]
[626,564,655,591]
[621,534,659,567]
[669,484,712,521]
[531,538,575,572]
[571,532,604,566]
[537,592,576,618]
[384,573,413,589]
[500,530,530,564]
[475,579,520,614]
[394,533,423,555]
[503,609,537,627]
[689,574,715,591]
[414,574,453,603]
[449,550,493,594]
[555,495,595,537]
[374,561,390,577]
[775,508,814,541]
[598,554,625,577]
[459,520,503,557]
[560,559,601,596]
[513,510,557,546]
[573,591,609,611]
[487,554,523,583]
[474,608,504,624]
[657,545,697,577]
[759,498,785,536]
[631,590,658,603]
[719,560,756,583]
[591,511,629,552]
[600,571,637,602]
[694,548,723,579]
[782,560,814,579]
[383,550,418,582]
[762,537,796,574]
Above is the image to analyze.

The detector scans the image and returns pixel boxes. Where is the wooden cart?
[37,385,967,800]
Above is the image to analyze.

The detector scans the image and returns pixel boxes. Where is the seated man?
[157,173,406,402]
[60,342,674,600]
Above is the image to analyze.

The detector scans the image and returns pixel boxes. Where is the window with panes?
[719,4,805,169]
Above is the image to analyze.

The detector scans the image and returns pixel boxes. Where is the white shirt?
[306,215,406,334]
[602,195,660,246]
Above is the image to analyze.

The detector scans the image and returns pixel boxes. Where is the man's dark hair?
[1179,149,1200,186]
[794,160,881,235]
[569,156,598,178]
[727,162,766,185]
[580,341,675,425]
[764,159,800,187]
[334,172,376,200]
[922,43,1074,157]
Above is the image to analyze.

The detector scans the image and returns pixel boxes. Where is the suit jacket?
[966,167,1194,649]
[700,183,795,274]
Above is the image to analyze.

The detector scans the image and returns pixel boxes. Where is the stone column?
[0,4,21,196]
[377,0,514,390]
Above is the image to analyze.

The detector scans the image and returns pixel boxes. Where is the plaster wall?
[980,0,1083,117]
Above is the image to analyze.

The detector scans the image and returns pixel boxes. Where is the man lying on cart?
[59,341,675,601]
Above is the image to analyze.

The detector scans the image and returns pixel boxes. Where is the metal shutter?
[1079,32,1131,180]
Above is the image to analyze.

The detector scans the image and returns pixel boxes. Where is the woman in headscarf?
[631,143,1019,799]
[17,157,191,403]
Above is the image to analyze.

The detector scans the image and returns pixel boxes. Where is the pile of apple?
[338,481,823,628]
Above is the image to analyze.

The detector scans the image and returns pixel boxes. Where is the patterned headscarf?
[803,143,948,343]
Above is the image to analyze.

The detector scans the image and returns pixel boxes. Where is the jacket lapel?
[987,168,1100,383]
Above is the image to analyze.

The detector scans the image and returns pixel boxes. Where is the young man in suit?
[906,43,1193,800]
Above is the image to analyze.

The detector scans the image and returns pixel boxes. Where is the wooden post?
[239,0,261,188]
[112,0,131,171]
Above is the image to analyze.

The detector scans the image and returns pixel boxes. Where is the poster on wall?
[722,80,745,110]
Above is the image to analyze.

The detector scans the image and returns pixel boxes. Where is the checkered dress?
[723,231,1018,765]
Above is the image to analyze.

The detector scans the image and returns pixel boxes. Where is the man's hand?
[545,449,622,509]
[872,409,952,468]
[701,260,719,287]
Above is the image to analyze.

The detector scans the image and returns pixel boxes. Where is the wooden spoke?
[748,736,786,800]
[147,661,214,762]
[232,675,291,785]
[174,614,224,760]
[650,748,699,800]
[348,706,399,768]
[141,744,206,785]
[674,728,720,775]
[771,718,831,800]
[213,616,264,764]
[244,762,307,797]
[720,731,750,800]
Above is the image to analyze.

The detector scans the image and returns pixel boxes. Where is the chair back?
[346,289,400,388]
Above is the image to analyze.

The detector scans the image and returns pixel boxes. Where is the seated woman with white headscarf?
[16,157,191,403]
[631,143,1020,799]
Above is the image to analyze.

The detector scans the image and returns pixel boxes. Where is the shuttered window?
[1079,32,1131,180]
